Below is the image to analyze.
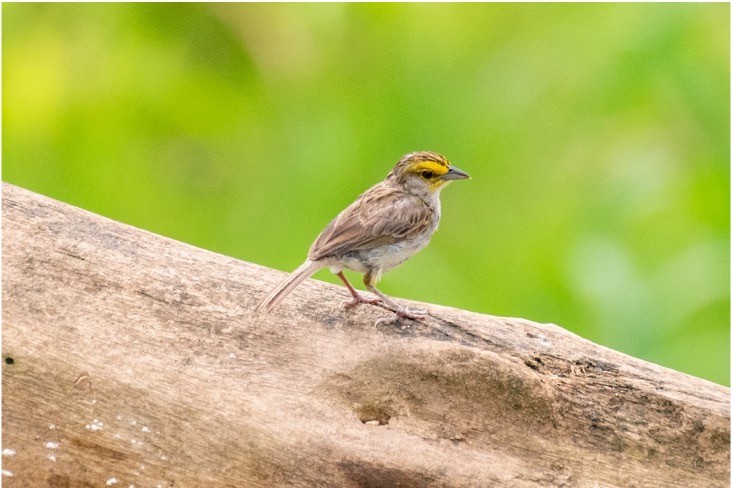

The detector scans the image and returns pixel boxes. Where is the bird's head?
[388,151,470,196]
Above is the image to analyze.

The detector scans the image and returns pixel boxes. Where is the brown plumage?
[255,151,470,325]
[309,185,434,261]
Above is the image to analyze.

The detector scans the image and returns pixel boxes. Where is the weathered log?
[2,182,729,487]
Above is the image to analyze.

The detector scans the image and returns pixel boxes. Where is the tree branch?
[2,183,729,487]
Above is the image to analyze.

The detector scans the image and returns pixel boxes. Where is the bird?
[254,151,470,325]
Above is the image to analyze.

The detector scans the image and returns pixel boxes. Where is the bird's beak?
[442,166,470,180]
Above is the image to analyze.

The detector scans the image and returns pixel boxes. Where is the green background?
[3,3,729,385]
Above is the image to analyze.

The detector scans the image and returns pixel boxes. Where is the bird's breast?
[345,220,438,273]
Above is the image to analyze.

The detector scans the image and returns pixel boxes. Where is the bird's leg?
[336,271,382,309]
[363,271,427,326]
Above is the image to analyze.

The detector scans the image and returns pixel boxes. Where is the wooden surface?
[2,182,729,487]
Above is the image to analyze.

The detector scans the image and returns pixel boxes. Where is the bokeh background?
[3,3,729,384]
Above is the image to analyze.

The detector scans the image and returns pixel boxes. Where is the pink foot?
[375,308,428,326]
[342,294,382,310]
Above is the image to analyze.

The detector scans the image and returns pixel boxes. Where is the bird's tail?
[254,259,324,313]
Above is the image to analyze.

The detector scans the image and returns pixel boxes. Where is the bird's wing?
[308,184,434,261]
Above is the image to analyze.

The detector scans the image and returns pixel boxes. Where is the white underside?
[326,235,433,276]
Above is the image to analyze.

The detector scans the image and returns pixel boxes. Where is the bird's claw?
[342,294,382,310]
[374,308,428,326]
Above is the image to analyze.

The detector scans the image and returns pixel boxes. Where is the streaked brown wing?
[308,184,433,261]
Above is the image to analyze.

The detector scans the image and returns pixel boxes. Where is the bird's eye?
[420,170,435,180]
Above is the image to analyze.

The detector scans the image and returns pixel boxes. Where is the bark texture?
[2,183,729,487]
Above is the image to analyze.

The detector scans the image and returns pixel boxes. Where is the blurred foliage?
[3,3,729,384]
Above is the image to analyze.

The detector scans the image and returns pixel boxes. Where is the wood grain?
[2,183,729,487]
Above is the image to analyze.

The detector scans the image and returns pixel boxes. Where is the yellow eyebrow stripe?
[407,161,450,175]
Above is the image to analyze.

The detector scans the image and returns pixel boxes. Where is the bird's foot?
[375,307,428,326]
[342,293,382,310]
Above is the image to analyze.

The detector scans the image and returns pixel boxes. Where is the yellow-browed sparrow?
[255,151,470,325]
